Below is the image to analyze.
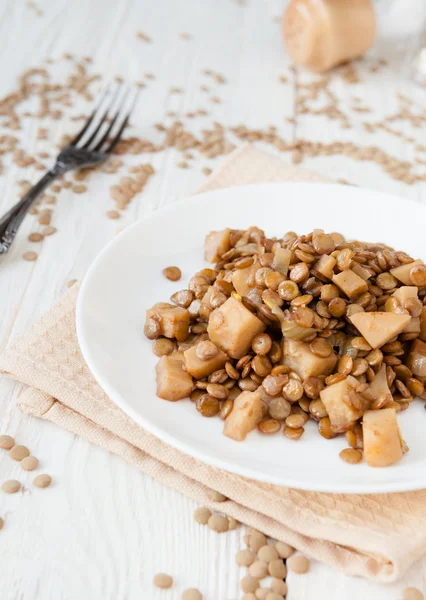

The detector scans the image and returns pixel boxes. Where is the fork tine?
[103,88,141,155]
[69,85,110,147]
[80,84,122,150]
[91,87,131,152]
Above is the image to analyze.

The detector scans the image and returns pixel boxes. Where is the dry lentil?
[194,507,212,524]
[28,232,43,242]
[248,531,267,552]
[153,573,173,589]
[275,541,295,559]
[268,559,287,579]
[206,489,227,502]
[33,474,52,488]
[287,555,310,574]
[20,456,39,471]
[241,576,260,593]
[2,479,20,493]
[42,226,57,236]
[257,545,279,563]
[10,445,30,461]
[236,549,256,567]
[182,588,203,600]
[0,435,15,449]
[249,560,269,579]
[207,514,228,533]
[265,593,284,600]
[403,589,424,600]
[23,251,38,261]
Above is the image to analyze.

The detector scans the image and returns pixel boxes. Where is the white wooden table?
[0,1,426,598]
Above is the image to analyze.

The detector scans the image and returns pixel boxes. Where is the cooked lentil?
[339,448,363,464]
[152,338,175,357]
[163,266,182,281]
[146,226,426,466]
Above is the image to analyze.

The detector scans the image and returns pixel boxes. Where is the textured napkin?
[1,144,425,584]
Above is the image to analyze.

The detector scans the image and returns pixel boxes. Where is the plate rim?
[76,181,426,494]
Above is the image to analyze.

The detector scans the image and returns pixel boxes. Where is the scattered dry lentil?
[287,554,310,574]
[28,232,43,242]
[182,589,202,600]
[275,541,295,559]
[153,573,173,589]
[23,251,38,261]
[20,456,39,471]
[207,514,228,533]
[42,226,57,236]
[257,545,279,563]
[403,589,424,600]
[0,435,15,450]
[33,474,52,488]
[2,480,21,494]
[10,445,30,461]
[241,576,260,593]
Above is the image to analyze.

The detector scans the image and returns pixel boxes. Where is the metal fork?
[0,84,139,254]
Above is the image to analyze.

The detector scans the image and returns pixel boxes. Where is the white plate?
[76,182,426,494]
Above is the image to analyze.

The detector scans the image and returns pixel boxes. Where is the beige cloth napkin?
[1,144,425,584]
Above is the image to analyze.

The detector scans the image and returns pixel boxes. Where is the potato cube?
[147,305,190,342]
[282,338,337,380]
[314,254,336,280]
[406,339,426,378]
[207,296,265,359]
[223,390,263,441]
[392,286,418,307]
[404,317,420,334]
[332,270,368,299]
[367,364,392,403]
[351,262,372,281]
[349,312,411,349]
[320,375,363,430]
[184,344,228,379]
[232,263,258,297]
[390,260,424,285]
[155,356,193,401]
[204,228,231,263]
[363,409,403,467]
[420,306,426,342]
[272,247,291,277]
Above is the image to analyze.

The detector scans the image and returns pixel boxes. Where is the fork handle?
[0,166,63,255]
